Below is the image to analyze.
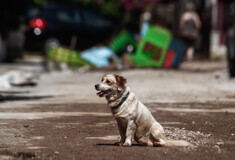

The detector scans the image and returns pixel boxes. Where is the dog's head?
[95,74,127,97]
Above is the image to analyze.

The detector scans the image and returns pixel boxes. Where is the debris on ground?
[80,46,117,67]
[45,25,189,72]
[0,70,38,90]
[47,46,92,67]
[109,29,137,56]
[164,127,209,146]
[132,25,172,67]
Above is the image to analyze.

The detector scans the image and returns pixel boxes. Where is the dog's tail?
[165,140,191,147]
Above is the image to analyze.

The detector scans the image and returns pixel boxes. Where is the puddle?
[55,125,67,129]
[32,136,44,140]
[156,107,235,113]
[0,112,111,120]
[90,122,115,127]
[86,135,120,141]
[27,146,47,150]
[58,122,81,125]
[95,122,111,127]
[0,123,8,125]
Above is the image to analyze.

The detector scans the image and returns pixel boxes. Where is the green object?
[109,30,136,55]
[133,25,172,67]
[47,47,92,67]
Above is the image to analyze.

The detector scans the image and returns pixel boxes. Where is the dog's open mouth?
[96,89,112,97]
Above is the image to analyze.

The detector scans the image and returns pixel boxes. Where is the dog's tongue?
[97,91,104,96]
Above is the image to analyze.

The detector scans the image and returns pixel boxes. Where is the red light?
[29,18,47,29]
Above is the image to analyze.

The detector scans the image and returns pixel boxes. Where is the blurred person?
[140,12,151,38]
[179,2,201,61]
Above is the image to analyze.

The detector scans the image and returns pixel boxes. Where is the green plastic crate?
[109,30,136,55]
[133,25,172,67]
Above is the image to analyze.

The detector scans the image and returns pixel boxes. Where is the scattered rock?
[214,145,221,153]
[23,124,29,128]
[206,133,212,138]
[54,151,59,155]
[216,142,224,145]
[164,127,208,146]
[15,134,22,137]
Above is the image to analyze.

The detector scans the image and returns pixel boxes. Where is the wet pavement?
[0,59,235,160]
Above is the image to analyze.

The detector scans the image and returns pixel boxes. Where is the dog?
[95,74,190,147]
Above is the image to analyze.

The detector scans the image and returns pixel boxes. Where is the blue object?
[80,46,117,67]
[140,22,150,38]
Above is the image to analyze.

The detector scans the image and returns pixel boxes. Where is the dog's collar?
[112,91,130,109]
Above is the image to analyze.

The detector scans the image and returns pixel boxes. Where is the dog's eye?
[106,80,110,83]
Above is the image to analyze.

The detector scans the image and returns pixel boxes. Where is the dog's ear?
[115,74,127,88]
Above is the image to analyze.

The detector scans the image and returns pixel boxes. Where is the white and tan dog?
[95,74,190,147]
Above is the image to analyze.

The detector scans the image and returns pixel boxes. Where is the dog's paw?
[123,142,131,147]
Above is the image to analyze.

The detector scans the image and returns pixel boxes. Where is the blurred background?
[0,0,234,76]
[1,1,235,159]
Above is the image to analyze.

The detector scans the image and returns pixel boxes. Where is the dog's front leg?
[123,120,135,147]
[115,122,125,146]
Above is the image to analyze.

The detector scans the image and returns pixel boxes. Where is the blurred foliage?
[100,0,121,17]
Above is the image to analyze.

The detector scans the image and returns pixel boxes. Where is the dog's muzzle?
[95,84,112,97]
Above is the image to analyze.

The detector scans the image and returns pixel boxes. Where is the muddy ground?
[0,102,235,160]
[0,60,235,160]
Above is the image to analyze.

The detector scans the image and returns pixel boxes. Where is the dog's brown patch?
[115,75,127,88]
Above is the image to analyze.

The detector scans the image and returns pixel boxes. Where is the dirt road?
[0,61,235,160]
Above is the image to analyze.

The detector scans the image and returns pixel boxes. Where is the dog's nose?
[95,84,99,90]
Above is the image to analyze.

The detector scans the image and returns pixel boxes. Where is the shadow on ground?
[0,95,53,101]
